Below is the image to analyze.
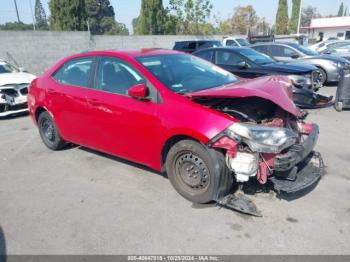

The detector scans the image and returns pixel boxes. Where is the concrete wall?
[0,31,223,75]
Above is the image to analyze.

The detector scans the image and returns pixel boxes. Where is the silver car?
[323,41,350,61]
[251,42,350,85]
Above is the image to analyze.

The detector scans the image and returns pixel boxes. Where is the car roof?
[175,40,220,43]
[194,47,248,53]
[76,49,183,58]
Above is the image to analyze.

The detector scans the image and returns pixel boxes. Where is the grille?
[20,87,28,95]
[0,88,18,97]
[8,103,27,111]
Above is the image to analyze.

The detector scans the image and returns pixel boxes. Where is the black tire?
[165,139,233,204]
[38,111,67,150]
[317,67,327,86]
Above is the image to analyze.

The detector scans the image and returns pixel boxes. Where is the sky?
[0,0,347,33]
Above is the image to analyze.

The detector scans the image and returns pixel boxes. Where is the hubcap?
[41,118,55,143]
[175,153,209,190]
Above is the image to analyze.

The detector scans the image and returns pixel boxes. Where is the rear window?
[53,57,94,88]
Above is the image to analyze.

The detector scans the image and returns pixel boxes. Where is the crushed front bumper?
[269,124,324,193]
[0,85,29,117]
[269,151,324,193]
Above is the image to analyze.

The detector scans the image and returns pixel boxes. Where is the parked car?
[172,40,222,53]
[309,40,349,53]
[0,59,36,117]
[251,42,350,84]
[193,47,333,109]
[323,41,350,61]
[222,37,250,47]
[28,50,324,216]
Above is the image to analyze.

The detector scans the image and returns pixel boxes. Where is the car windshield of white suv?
[0,61,19,74]
[237,38,249,46]
[137,54,239,94]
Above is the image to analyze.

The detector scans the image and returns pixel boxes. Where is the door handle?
[86,98,102,106]
[47,88,57,95]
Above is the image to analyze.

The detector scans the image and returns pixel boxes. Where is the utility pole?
[13,0,21,23]
[297,0,302,35]
[29,0,36,30]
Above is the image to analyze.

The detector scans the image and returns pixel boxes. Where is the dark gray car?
[251,42,350,84]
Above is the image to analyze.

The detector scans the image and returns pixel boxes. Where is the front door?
[83,56,161,166]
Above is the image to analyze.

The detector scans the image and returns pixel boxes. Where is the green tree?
[290,0,301,33]
[134,0,168,35]
[230,5,258,35]
[86,0,128,35]
[301,6,321,27]
[275,0,289,34]
[34,0,48,30]
[49,0,87,31]
[338,2,344,16]
[168,0,213,34]
[0,22,33,30]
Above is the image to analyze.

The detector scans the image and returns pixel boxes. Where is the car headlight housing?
[288,75,308,87]
[226,123,298,154]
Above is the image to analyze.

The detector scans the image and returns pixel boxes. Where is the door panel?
[47,57,95,145]
[84,56,161,166]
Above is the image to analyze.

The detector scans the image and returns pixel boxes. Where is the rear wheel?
[165,140,233,204]
[38,111,67,150]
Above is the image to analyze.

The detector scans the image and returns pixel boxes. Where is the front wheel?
[165,140,233,204]
[317,67,327,86]
[38,111,67,150]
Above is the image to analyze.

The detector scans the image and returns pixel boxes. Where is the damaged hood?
[0,72,36,87]
[186,75,301,117]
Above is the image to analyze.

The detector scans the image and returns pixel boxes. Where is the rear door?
[82,56,161,166]
[48,56,96,145]
[214,50,260,78]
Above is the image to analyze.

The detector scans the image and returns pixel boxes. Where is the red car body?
[28,49,323,210]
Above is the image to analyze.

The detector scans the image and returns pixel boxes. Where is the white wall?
[311,27,350,40]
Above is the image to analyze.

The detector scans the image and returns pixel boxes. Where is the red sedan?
[28,49,323,215]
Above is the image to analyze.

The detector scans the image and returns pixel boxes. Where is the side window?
[270,45,285,56]
[196,51,214,62]
[254,45,268,54]
[215,51,244,66]
[188,41,197,50]
[53,57,94,88]
[226,40,238,47]
[95,57,145,95]
[283,47,297,57]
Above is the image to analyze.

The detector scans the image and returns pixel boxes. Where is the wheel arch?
[160,134,207,171]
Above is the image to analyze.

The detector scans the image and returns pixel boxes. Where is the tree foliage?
[289,0,301,33]
[338,2,344,16]
[49,0,87,31]
[230,5,258,35]
[86,0,129,35]
[0,22,33,31]
[275,0,289,34]
[35,0,48,30]
[134,0,168,34]
[301,6,321,27]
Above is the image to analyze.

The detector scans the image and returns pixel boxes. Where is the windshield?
[0,61,19,74]
[137,54,239,93]
[237,48,275,64]
[287,43,318,56]
[237,38,249,46]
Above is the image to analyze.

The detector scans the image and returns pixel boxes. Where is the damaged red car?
[28,50,324,216]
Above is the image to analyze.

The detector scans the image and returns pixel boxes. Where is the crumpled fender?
[186,75,301,117]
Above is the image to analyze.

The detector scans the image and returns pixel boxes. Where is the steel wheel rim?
[41,118,55,144]
[174,152,210,193]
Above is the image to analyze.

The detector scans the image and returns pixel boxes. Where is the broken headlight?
[226,123,298,154]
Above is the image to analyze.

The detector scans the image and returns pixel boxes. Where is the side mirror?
[128,83,149,100]
[323,50,332,55]
[237,61,248,69]
[291,54,300,59]
[18,67,25,72]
